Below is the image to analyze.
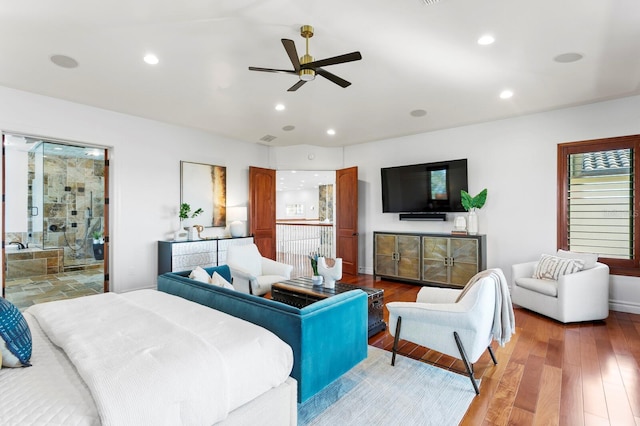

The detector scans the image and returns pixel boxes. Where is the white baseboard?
[609,299,640,315]
[359,266,374,275]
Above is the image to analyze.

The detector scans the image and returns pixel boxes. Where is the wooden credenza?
[157,236,254,275]
[374,232,486,287]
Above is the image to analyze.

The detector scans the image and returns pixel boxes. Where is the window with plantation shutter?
[558,135,640,276]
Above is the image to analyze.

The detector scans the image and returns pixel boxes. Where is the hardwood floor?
[340,274,640,425]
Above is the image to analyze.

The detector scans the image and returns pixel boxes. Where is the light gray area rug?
[298,346,477,426]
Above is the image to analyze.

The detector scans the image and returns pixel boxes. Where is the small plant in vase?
[179,203,203,228]
[92,231,104,260]
[460,189,487,235]
[176,203,203,241]
[308,252,323,286]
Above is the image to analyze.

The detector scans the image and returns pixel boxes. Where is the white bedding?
[0,290,293,426]
[0,313,100,426]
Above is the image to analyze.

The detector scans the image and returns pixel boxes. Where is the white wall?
[0,86,269,292]
[277,189,320,220]
[2,85,640,313]
[344,95,640,313]
[269,144,344,170]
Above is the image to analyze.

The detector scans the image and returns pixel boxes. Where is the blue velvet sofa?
[157,265,368,402]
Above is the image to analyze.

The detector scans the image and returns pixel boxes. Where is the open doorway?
[275,170,335,277]
[2,133,108,309]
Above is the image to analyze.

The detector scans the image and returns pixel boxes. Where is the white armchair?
[511,254,609,323]
[226,243,293,296]
[386,269,514,394]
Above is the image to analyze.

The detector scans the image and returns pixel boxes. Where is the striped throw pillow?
[533,254,585,281]
[0,297,32,367]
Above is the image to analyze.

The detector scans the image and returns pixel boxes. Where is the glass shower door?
[29,141,44,247]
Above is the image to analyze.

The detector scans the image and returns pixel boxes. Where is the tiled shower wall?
[319,184,334,222]
[27,152,105,269]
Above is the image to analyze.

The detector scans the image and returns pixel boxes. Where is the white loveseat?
[511,250,610,323]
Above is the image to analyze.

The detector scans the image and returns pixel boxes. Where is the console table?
[271,277,386,337]
[157,236,254,274]
[374,231,486,287]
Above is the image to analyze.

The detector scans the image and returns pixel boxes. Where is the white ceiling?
[1,0,639,148]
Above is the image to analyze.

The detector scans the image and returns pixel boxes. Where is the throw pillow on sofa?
[189,267,235,290]
[189,266,212,284]
[0,297,32,367]
[533,254,585,281]
[556,249,598,270]
[211,272,234,290]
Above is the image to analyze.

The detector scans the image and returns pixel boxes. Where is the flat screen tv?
[381,159,468,213]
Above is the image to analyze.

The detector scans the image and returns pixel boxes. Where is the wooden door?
[103,151,110,292]
[336,167,359,276]
[249,166,276,259]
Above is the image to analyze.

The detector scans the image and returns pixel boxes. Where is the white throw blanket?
[28,292,230,426]
[457,268,515,346]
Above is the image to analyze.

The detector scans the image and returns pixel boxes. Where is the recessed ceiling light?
[499,90,514,99]
[275,104,285,111]
[50,54,78,69]
[144,54,159,65]
[477,35,495,46]
[553,52,583,63]
[327,129,336,136]
[410,109,427,117]
[282,125,295,131]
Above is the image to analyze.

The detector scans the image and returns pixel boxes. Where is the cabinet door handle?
[449,257,455,266]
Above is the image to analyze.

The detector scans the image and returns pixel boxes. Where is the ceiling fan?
[248,25,362,92]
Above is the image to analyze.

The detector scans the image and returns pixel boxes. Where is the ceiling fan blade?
[248,66,297,75]
[281,39,301,72]
[287,80,307,92]
[304,51,362,69]
[316,68,351,88]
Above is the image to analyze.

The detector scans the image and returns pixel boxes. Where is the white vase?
[311,275,323,286]
[467,210,479,235]
[318,257,342,289]
[188,226,199,240]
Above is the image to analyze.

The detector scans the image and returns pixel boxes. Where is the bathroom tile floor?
[4,269,104,310]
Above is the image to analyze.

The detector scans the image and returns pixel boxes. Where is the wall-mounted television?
[381,159,468,215]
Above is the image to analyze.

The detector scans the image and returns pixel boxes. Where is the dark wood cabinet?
[374,231,486,287]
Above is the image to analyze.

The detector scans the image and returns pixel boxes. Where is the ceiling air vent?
[259,134,277,143]
[421,0,441,4]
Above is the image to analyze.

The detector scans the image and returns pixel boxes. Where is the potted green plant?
[308,252,323,285]
[179,203,203,228]
[176,203,203,241]
[460,189,487,235]
[92,230,104,260]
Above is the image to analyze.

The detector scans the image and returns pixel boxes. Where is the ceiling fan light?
[300,69,316,81]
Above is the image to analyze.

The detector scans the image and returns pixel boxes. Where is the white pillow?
[533,254,585,280]
[210,272,234,290]
[188,266,211,284]
[556,249,598,270]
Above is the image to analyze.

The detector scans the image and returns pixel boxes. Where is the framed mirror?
[180,161,226,227]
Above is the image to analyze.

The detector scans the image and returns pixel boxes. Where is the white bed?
[0,290,297,426]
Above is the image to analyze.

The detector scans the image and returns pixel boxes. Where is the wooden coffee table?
[271,277,386,337]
